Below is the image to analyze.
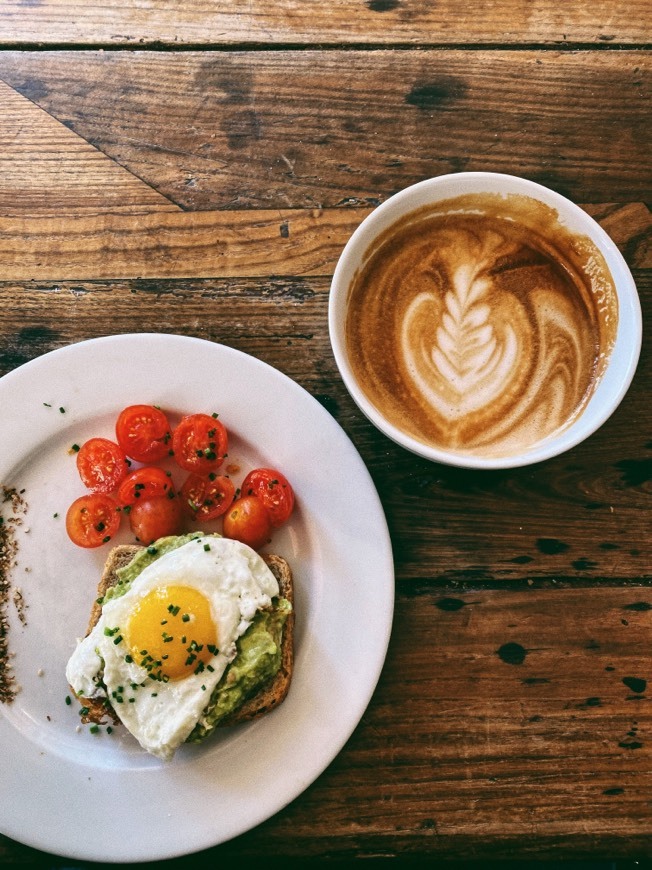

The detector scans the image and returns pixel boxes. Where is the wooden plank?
[0,0,649,46]
[0,79,179,215]
[0,203,649,280]
[0,50,650,209]
[261,585,652,858]
[0,272,650,587]
[0,207,371,279]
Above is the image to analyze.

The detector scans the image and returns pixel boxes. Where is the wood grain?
[0,79,179,216]
[0,50,649,210]
[0,208,369,279]
[0,204,649,281]
[0,0,649,46]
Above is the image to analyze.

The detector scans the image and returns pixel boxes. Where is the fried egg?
[66,535,279,760]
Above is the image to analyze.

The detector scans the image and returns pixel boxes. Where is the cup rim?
[328,171,642,469]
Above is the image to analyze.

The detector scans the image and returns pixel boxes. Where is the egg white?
[66,535,279,760]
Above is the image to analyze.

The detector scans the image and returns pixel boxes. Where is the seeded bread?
[76,543,294,729]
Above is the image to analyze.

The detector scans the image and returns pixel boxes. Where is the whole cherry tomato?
[128,494,183,544]
[76,437,129,494]
[180,473,235,522]
[222,495,272,550]
[117,466,174,506]
[66,493,122,548]
[241,467,295,527]
[172,413,228,474]
[116,404,172,463]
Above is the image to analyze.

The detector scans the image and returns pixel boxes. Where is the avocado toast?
[69,533,294,752]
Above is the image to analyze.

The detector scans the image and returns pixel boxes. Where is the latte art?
[345,194,618,458]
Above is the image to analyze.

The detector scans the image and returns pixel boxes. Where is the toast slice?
[75,542,294,731]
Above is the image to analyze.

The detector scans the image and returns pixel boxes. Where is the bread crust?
[74,542,294,731]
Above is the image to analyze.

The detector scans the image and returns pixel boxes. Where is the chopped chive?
[89,724,100,734]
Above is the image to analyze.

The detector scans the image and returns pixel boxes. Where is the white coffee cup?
[328,172,642,469]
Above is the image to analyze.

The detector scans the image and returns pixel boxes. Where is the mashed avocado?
[103,532,291,741]
[187,596,291,741]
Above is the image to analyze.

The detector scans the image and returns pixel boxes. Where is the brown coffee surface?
[345,193,618,458]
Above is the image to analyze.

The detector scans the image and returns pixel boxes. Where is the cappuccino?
[344,192,619,459]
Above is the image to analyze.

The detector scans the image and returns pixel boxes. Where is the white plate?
[0,334,394,862]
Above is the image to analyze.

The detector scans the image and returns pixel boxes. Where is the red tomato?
[117,466,174,506]
[180,473,235,522]
[172,413,228,474]
[66,493,121,548]
[115,404,172,463]
[76,437,129,494]
[241,468,295,527]
[222,495,272,550]
[128,495,183,544]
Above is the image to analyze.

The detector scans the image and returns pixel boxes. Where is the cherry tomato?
[172,413,228,474]
[115,404,172,463]
[128,494,183,544]
[76,437,129,494]
[241,467,295,527]
[66,493,121,548]
[222,495,272,550]
[117,466,174,506]
[180,473,235,522]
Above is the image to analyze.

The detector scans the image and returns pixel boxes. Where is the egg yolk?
[126,585,218,682]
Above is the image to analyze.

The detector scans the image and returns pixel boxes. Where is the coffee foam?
[345,193,618,458]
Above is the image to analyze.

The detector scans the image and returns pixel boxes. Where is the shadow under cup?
[328,173,642,469]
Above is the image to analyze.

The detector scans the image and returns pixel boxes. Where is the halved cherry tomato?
[128,494,183,544]
[172,413,228,474]
[180,473,235,522]
[241,467,295,527]
[76,437,129,494]
[116,404,172,463]
[117,466,174,506]
[66,493,121,548]
[222,495,272,550]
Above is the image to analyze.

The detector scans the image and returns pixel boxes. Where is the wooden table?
[1,2,651,865]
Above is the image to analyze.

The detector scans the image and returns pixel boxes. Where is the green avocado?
[187,596,291,742]
[103,532,291,741]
